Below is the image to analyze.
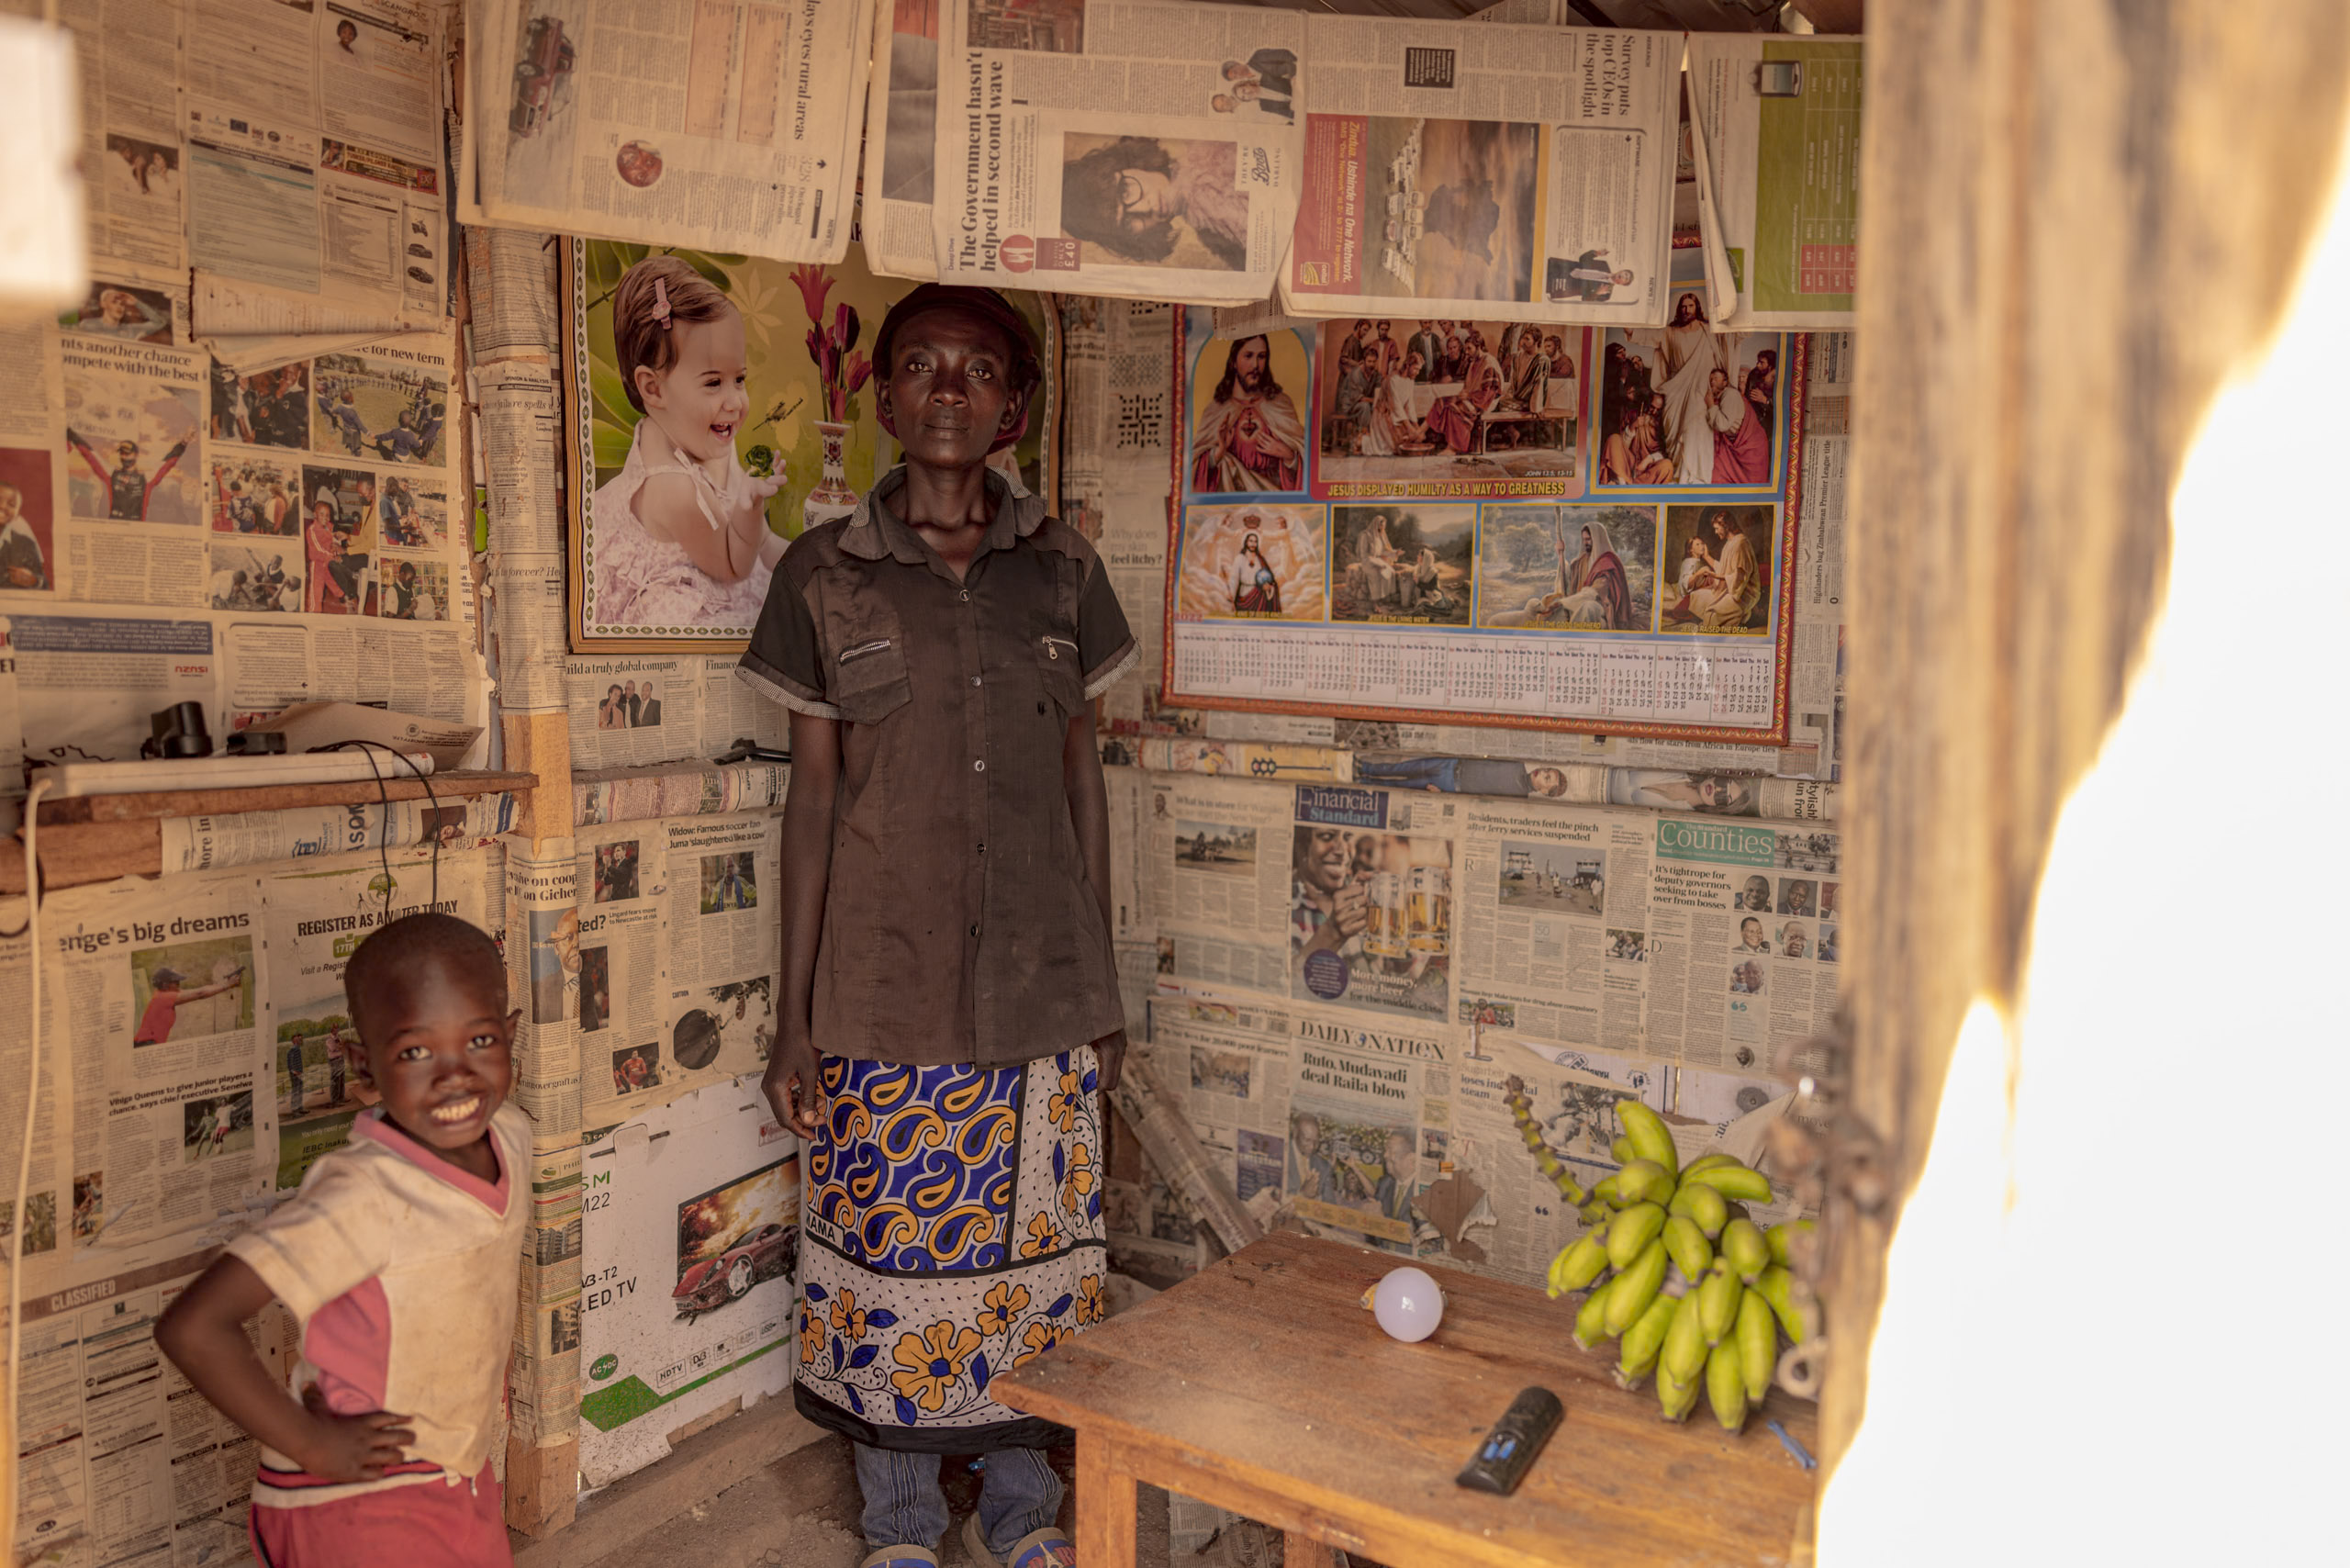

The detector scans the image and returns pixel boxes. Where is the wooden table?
[992,1233,1817,1568]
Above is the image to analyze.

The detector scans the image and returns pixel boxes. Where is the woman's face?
[639,311,751,464]
[879,308,1023,472]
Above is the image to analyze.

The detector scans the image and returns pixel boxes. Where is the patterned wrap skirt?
[794,1047,1108,1452]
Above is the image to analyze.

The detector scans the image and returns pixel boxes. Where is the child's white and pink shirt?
[226,1103,529,1511]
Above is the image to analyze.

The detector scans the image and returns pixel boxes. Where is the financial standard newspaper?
[469,0,870,263]
[931,0,1307,303]
[1281,17,1679,326]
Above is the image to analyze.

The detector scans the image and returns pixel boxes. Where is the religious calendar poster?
[1162,251,1809,743]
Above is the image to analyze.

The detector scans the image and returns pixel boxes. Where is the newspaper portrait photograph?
[1596,279,1787,492]
[1289,820,1452,1021]
[565,238,1058,649]
[1186,325,1311,496]
[63,361,199,525]
[1330,504,1472,627]
[62,280,175,346]
[1174,503,1326,622]
[0,448,56,592]
[1474,502,1656,633]
[1312,318,1584,498]
[1658,504,1774,635]
[1060,133,1251,274]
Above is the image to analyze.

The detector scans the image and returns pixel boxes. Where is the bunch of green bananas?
[1542,1100,1818,1432]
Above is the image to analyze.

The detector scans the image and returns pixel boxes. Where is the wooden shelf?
[5,770,538,893]
[33,769,536,824]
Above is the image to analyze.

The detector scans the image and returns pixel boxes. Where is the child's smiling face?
[352,952,518,1169]
[637,311,751,464]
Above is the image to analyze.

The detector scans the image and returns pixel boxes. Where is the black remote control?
[1455,1386,1563,1495]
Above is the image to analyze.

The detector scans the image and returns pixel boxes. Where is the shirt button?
[959,589,970,602]
[970,675,981,687]
[968,923,979,937]
[977,843,986,855]
[973,759,986,772]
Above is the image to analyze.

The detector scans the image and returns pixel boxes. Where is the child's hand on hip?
[297,1384,416,1482]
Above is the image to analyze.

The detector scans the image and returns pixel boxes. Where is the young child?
[739,285,1134,1568]
[156,913,527,1567]
[594,255,788,629]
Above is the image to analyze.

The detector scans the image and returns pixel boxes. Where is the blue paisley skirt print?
[793,1048,1108,1452]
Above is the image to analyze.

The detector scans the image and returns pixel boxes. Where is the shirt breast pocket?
[1037,633,1084,720]
[834,634,912,725]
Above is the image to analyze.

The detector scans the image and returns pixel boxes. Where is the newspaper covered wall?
[1685,33,1863,330]
[0,313,486,776]
[1139,771,1836,1077]
[1059,297,1176,730]
[468,0,870,263]
[22,0,456,334]
[1281,17,1680,325]
[565,654,786,771]
[577,810,782,1126]
[932,0,1307,302]
[862,0,946,279]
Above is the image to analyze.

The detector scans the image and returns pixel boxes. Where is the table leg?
[1282,1531,1338,1568]
[1075,1434,1136,1568]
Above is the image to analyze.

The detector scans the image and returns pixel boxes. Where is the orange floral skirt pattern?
[795,1048,1107,1449]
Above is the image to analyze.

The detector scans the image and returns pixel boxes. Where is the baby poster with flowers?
[564,237,1058,650]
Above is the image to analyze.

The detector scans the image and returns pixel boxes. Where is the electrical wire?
[323,742,443,915]
[4,777,55,1559]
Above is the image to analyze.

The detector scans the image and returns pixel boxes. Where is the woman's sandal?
[858,1548,939,1568]
[959,1513,1078,1568]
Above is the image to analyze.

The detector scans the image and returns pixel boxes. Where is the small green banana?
[1754,1264,1816,1344]
[1680,1152,1740,1179]
[1606,1201,1668,1271]
[1655,1361,1700,1422]
[1662,1214,1713,1281]
[1706,1334,1749,1432]
[1766,1217,1814,1268]
[1681,1163,1774,1204]
[1735,1288,1776,1403]
[1610,1135,1636,1165]
[1615,1100,1680,1178]
[1615,1291,1678,1390]
[1696,1258,1743,1346]
[1660,1272,1710,1385]
[1667,1180,1729,1238]
[1548,1231,1609,1296]
[1572,1276,1615,1349]
[1604,1237,1668,1336]
[1613,1159,1675,1206]
[1589,1174,1622,1209]
[1720,1217,1771,1282]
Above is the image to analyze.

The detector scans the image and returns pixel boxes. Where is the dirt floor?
[584,1434,1176,1568]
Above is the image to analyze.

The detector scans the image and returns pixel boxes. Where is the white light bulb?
[1371,1266,1446,1342]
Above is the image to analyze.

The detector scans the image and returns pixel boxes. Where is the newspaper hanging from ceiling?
[929,0,1308,303]
[1684,33,1863,330]
[466,0,871,263]
[1280,14,1681,327]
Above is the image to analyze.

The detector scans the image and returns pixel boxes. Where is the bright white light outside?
[1820,121,2350,1568]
